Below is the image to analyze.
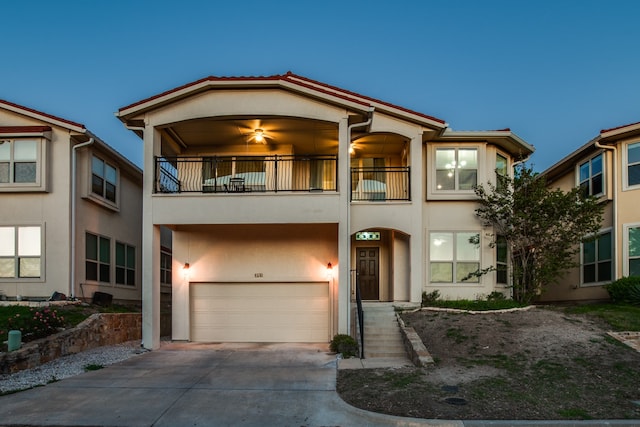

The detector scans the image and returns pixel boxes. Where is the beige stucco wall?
[617,137,640,226]
[424,201,496,300]
[540,149,614,302]
[0,107,142,303]
[0,112,72,299]
[73,146,142,303]
[152,193,341,225]
[615,137,640,278]
[145,90,349,130]
[170,223,338,340]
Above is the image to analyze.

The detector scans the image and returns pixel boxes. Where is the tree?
[474,164,604,303]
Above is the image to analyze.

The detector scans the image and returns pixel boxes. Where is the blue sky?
[2,0,638,171]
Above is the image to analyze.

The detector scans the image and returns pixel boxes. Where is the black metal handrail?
[155,155,338,194]
[350,166,410,201]
[355,270,364,359]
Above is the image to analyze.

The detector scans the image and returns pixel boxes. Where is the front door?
[357,247,379,300]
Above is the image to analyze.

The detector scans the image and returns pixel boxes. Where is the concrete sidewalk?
[0,342,637,426]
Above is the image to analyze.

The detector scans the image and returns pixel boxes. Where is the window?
[579,154,603,197]
[160,247,172,285]
[627,142,640,187]
[582,231,612,284]
[86,232,110,282]
[496,154,508,191]
[92,156,117,203]
[0,139,38,184]
[496,235,508,285]
[436,148,477,191]
[430,232,480,283]
[0,226,41,278]
[628,226,640,277]
[115,242,135,286]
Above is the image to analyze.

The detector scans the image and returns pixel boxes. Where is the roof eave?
[437,129,535,157]
[84,130,142,179]
[116,73,448,131]
[600,121,640,142]
[0,99,86,133]
[539,137,600,180]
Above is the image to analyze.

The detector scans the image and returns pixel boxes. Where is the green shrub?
[486,291,507,301]
[84,364,104,371]
[605,277,640,305]
[330,334,359,358]
[422,290,440,307]
[427,299,525,311]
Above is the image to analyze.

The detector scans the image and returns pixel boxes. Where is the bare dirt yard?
[337,306,640,420]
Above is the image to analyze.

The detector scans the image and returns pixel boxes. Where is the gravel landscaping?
[0,340,145,394]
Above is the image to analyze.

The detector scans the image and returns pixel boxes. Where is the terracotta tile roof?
[283,72,446,125]
[118,71,446,125]
[600,120,640,134]
[0,99,85,130]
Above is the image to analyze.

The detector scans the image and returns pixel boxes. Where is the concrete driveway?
[0,342,452,427]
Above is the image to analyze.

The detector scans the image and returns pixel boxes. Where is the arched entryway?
[351,228,410,302]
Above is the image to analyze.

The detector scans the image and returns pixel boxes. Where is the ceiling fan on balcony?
[239,119,277,145]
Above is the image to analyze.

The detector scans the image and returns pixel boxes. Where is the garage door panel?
[190,282,329,343]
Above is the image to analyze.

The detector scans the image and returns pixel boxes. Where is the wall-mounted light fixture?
[183,262,190,281]
[326,262,333,280]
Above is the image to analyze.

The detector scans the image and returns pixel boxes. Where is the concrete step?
[364,336,404,345]
[359,304,408,360]
[364,331,402,341]
[366,351,408,358]
[364,344,405,353]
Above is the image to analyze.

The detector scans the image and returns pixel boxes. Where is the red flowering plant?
[6,308,65,341]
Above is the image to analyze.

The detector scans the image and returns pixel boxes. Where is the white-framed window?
[624,224,640,277]
[581,230,612,285]
[495,153,509,191]
[160,246,172,286]
[496,235,508,285]
[91,155,117,204]
[0,225,42,278]
[578,153,604,197]
[86,232,110,283]
[430,231,481,283]
[0,139,40,185]
[625,142,640,189]
[115,242,135,286]
[435,148,478,191]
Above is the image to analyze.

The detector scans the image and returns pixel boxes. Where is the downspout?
[595,140,618,280]
[70,138,94,299]
[513,154,531,168]
[346,107,374,335]
[124,125,145,133]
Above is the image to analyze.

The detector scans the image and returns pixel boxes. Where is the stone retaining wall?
[396,313,434,367]
[0,313,141,374]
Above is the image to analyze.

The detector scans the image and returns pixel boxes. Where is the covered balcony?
[153,117,411,201]
[156,155,337,193]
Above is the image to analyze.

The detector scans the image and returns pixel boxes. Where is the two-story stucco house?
[0,100,142,304]
[540,121,640,302]
[116,72,534,349]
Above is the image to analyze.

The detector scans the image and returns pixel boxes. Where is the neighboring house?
[0,99,143,304]
[539,121,640,302]
[116,72,534,349]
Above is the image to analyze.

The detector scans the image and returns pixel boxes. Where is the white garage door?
[190,282,330,342]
